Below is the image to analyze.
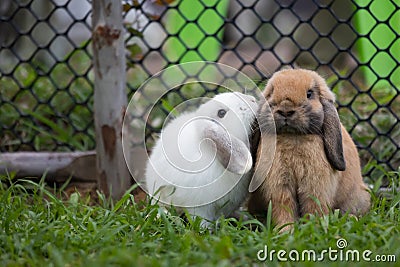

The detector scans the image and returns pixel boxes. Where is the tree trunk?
[92,0,131,199]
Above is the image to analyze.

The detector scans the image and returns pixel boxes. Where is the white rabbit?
[144,92,258,226]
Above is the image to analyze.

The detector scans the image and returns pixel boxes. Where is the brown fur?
[248,69,370,231]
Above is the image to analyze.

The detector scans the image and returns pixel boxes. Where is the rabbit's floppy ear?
[321,98,346,171]
[250,119,261,161]
[203,121,252,175]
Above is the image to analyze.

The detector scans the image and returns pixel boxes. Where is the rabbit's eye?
[307,90,313,99]
[217,109,227,118]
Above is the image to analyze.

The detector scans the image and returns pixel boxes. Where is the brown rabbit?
[248,68,370,231]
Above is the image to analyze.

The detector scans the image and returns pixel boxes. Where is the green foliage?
[0,171,399,266]
[1,51,398,175]
[0,52,94,152]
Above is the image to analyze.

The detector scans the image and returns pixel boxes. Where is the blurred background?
[0,0,399,184]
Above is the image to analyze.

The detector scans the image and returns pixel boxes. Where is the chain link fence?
[1,0,399,181]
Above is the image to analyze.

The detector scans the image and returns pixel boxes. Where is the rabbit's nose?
[277,109,295,117]
[276,99,295,117]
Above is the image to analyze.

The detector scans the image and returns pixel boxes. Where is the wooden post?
[0,151,96,182]
[92,0,131,199]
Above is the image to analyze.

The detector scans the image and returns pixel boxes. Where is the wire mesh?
[0,0,399,181]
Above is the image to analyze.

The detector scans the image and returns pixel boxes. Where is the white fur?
[144,92,258,226]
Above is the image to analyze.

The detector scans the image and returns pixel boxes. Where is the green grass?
[1,171,399,267]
